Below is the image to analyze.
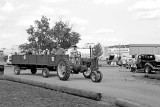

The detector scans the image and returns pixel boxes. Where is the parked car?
[107,55,115,65]
[136,54,160,74]
[126,57,132,69]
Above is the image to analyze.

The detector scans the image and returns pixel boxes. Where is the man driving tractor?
[69,45,81,64]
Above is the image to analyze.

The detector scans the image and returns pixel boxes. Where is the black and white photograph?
[0,0,160,107]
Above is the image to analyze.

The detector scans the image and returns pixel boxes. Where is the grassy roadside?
[0,80,117,107]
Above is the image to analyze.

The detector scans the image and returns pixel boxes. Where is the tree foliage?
[53,21,81,49]
[92,43,103,58]
[19,16,81,53]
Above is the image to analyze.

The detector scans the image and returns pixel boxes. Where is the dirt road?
[3,65,160,107]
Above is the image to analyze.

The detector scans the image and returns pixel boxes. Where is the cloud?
[61,17,89,26]
[69,17,89,25]
[0,1,31,13]
[17,4,31,10]
[135,10,160,19]
[128,0,160,11]
[72,26,87,35]
[40,0,68,3]
[78,32,122,47]
[1,33,10,39]
[77,27,86,32]
[107,37,121,42]
[0,16,6,22]
[57,8,71,16]
[0,33,27,49]
[94,0,127,5]
[77,28,116,47]
[34,6,55,16]
[0,1,14,12]
[17,15,39,26]
[33,6,71,19]
[128,0,160,19]
[95,28,115,34]
[17,6,71,27]
[17,6,54,26]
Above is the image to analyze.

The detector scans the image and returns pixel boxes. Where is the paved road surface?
[3,65,160,107]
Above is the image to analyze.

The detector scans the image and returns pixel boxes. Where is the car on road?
[136,54,160,73]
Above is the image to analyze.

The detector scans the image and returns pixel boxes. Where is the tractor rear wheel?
[83,68,92,78]
[57,58,71,81]
[42,68,49,78]
[14,66,20,75]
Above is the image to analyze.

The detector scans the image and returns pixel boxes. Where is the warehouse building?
[107,45,130,57]
[129,44,160,55]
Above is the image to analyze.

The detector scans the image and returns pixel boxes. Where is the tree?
[52,20,81,49]
[19,43,29,53]
[92,43,103,58]
[19,16,81,53]
[27,16,54,50]
[19,16,56,53]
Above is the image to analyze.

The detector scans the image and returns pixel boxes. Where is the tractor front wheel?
[90,71,99,82]
[97,71,103,82]
[57,58,71,81]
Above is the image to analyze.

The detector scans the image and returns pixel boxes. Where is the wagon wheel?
[42,68,49,78]
[31,67,37,74]
[57,58,71,81]
[96,71,103,82]
[14,66,20,75]
[83,67,92,78]
[90,71,99,82]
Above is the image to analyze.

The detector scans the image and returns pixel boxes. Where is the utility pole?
[89,45,92,58]
[119,44,120,57]
[86,43,94,58]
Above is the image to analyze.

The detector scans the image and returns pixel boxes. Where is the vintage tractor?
[69,52,103,82]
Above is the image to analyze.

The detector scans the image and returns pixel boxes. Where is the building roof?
[108,44,160,48]
[129,44,160,47]
[108,45,129,48]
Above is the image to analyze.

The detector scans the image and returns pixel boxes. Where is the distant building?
[101,46,108,57]
[2,45,20,55]
[77,48,90,58]
[129,44,160,55]
[107,45,130,57]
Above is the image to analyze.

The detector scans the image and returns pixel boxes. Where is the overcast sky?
[1,0,160,49]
